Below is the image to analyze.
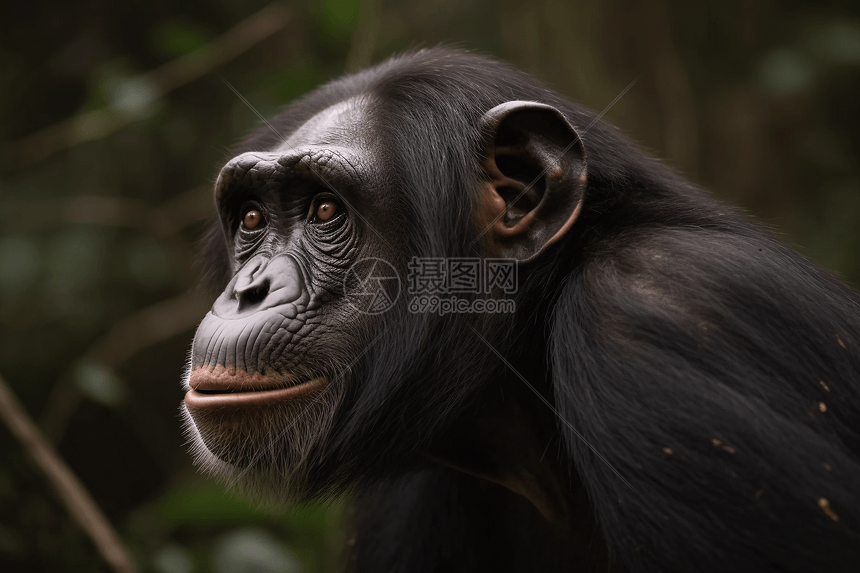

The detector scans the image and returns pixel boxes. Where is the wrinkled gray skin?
[193,99,375,374]
[181,98,392,494]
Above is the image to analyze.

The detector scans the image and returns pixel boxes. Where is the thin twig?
[0,185,211,236]
[5,2,291,164]
[0,372,136,573]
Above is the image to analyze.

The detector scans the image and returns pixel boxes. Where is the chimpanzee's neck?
[424,371,611,568]
[426,389,576,529]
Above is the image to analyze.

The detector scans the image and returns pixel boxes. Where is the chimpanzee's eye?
[236,202,266,234]
[308,197,343,223]
[242,209,263,230]
[315,202,338,221]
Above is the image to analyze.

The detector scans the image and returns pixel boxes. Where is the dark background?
[1,1,859,571]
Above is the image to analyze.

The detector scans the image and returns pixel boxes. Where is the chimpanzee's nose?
[213,255,305,319]
[233,262,270,313]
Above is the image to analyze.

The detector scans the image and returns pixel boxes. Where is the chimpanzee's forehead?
[273,97,369,153]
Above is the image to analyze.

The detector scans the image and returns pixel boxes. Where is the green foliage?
[808,19,860,66]
[150,21,214,59]
[755,49,815,96]
[0,234,40,295]
[124,238,175,291]
[211,528,301,573]
[127,477,346,572]
[74,361,128,408]
[316,0,362,43]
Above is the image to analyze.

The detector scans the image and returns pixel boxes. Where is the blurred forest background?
[1,0,860,571]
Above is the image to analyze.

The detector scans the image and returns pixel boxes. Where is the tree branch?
[0,372,136,573]
[5,2,291,164]
[0,185,212,236]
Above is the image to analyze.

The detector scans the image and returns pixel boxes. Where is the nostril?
[237,280,270,311]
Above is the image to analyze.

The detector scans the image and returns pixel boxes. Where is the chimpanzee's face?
[181,97,400,494]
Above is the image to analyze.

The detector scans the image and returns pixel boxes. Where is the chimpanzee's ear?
[477,101,587,263]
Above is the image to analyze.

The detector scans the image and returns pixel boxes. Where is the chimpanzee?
[181,48,860,572]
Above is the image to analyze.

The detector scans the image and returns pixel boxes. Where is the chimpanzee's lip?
[184,366,327,409]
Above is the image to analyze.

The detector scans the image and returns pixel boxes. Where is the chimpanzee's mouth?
[184,366,328,410]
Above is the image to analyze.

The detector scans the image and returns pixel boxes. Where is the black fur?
[196,48,860,572]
